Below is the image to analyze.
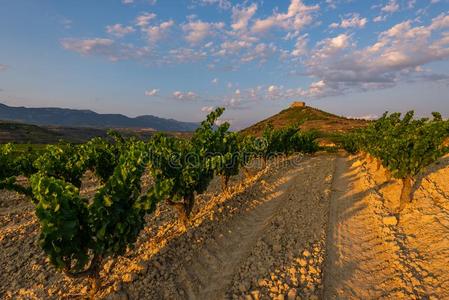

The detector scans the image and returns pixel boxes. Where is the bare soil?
[0,153,448,299]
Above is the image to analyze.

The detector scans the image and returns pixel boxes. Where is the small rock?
[138,261,149,274]
[287,288,297,300]
[298,259,307,267]
[382,216,398,226]
[273,244,282,252]
[103,260,114,273]
[250,290,260,300]
[107,291,129,300]
[122,273,136,283]
[352,160,362,167]
[258,278,268,287]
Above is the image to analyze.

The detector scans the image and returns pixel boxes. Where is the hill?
[241,104,369,138]
[0,103,199,132]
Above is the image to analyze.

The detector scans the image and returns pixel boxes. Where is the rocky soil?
[325,155,449,299]
[0,153,448,299]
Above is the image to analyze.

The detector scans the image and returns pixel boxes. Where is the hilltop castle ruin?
[290,101,306,108]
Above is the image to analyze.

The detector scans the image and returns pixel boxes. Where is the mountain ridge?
[0,102,199,132]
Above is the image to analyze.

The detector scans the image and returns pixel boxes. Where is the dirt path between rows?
[324,156,402,299]
[151,155,335,299]
[324,155,449,299]
[177,162,301,299]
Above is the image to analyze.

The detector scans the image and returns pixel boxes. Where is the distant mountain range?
[0,103,199,132]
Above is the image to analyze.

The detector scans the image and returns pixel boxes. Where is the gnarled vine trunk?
[242,167,251,179]
[399,177,413,212]
[376,159,382,171]
[64,254,102,299]
[221,175,230,192]
[168,194,195,228]
[262,157,267,169]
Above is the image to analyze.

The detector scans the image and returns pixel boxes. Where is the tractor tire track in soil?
[142,155,335,299]
[324,155,449,299]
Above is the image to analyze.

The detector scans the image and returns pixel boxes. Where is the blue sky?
[0,0,449,129]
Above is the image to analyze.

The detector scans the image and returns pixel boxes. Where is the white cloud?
[240,43,277,63]
[60,17,72,29]
[201,106,215,112]
[224,97,242,109]
[251,0,320,34]
[231,4,257,31]
[291,34,309,57]
[61,38,114,55]
[106,24,135,38]
[122,0,133,4]
[298,15,449,99]
[214,118,233,126]
[135,12,157,28]
[166,47,207,63]
[407,0,416,9]
[429,13,449,30]
[193,0,231,10]
[373,15,387,23]
[60,38,151,61]
[145,20,175,43]
[217,40,252,56]
[348,114,379,120]
[381,0,399,13]
[211,78,219,84]
[330,13,368,29]
[326,0,337,9]
[172,91,198,100]
[145,88,159,96]
[182,20,224,44]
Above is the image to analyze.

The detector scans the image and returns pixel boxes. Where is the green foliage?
[34,143,87,188]
[31,174,91,272]
[80,136,121,183]
[259,123,318,159]
[148,108,227,221]
[0,143,17,181]
[342,111,449,210]
[290,130,319,154]
[30,141,171,274]
[352,111,449,179]
[340,132,360,155]
[0,143,34,196]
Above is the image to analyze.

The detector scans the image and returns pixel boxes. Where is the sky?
[0,0,449,129]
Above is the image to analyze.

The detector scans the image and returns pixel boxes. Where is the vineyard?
[1,108,449,299]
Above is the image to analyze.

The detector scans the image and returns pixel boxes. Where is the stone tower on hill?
[290,101,305,108]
